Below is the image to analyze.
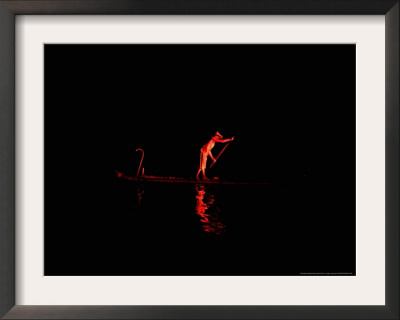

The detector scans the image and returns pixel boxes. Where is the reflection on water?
[129,182,227,235]
[133,184,145,208]
[195,184,226,235]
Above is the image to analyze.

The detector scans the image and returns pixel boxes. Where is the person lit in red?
[196,131,234,180]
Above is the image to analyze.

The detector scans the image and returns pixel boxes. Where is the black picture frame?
[0,1,398,319]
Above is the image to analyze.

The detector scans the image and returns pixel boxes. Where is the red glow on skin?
[196,132,234,180]
[195,185,226,235]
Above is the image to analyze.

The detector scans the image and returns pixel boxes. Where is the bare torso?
[201,139,216,154]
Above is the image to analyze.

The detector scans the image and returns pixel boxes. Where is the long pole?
[210,143,230,168]
[136,148,144,178]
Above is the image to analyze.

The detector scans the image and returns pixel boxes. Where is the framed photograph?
[0,1,398,319]
[45,43,356,277]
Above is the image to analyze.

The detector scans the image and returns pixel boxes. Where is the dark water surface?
[45,179,355,276]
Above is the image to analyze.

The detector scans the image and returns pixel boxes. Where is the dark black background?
[45,44,355,275]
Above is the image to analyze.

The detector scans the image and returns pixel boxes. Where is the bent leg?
[202,168,209,180]
[199,152,208,180]
[196,168,201,180]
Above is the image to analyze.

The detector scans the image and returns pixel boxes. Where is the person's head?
[214,131,223,139]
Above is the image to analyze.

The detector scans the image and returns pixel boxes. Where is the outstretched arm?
[213,136,234,143]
